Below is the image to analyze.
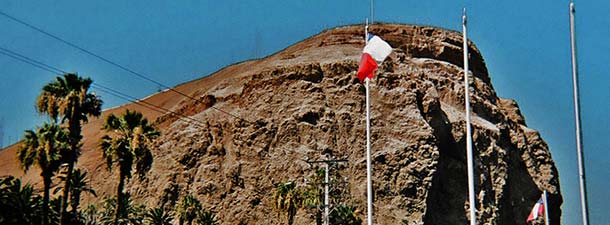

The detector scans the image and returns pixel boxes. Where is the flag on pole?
[527,197,545,223]
[357,34,392,82]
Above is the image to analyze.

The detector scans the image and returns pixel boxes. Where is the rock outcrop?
[0,24,562,225]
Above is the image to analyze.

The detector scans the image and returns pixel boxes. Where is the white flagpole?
[463,8,477,225]
[370,0,374,24]
[324,163,329,225]
[543,190,550,225]
[364,18,374,225]
[569,3,590,225]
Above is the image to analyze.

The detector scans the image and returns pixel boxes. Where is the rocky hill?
[0,24,562,224]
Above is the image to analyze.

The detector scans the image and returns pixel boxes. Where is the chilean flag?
[357,34,393,82]
[526,197,545,223]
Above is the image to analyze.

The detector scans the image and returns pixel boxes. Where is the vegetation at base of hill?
[36,73,103,225]
[273,166,362,225]
[2,73,219,225]
[0,176,219,225]
[100,109,160,225]
[3,65,363,225]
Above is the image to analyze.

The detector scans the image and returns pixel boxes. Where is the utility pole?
[0,117,4,148]
[305,155,348,225]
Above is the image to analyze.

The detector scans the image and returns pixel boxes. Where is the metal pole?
[366,18,369,40]
[365,77,373,225]
[543,190,550,225]
[463,8,477,225]
[569,3,590,225]
[370,0,374,24]
[324,163,329,225]
[364,18,373,225]
[303,158,348,224]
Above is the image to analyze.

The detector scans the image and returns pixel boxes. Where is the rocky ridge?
[0,24,562,225]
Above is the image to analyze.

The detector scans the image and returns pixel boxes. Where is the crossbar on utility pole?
[305,157,348,225]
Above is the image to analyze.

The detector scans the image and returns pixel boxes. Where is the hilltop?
[0,24,562,224]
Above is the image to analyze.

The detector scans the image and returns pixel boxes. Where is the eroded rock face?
[101,24,561,225]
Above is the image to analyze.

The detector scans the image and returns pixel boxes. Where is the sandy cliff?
[0,24,562,225]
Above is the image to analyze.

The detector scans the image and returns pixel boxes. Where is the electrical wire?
[0,10,250,124]
[0,46,210,128]
[0,46,270,151]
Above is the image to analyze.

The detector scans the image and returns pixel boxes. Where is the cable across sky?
[0,45,212,129]
[0,10,250,124]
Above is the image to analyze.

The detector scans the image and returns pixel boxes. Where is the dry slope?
[0,24,562,225]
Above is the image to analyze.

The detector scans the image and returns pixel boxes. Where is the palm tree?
[0,176,44,225]
[81,204,98,225]
[100,109,159,225]
[17,123,69,225]
[329,204,361,225]
[195,209,218,225]
[177,194,202,225]
[301,188,322,225]
[53,168,97,217]
[98,194,145,225]
[36,73,103,225]
[144,206,173,225]
[273,181,302,225]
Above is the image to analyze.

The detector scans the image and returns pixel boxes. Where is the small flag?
[357,34,392,82]
[526,197,545,223]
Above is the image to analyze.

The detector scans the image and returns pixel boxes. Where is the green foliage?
[36,73,103,125]
[18,123,70,225]
[273,181,303,225]
[54,168,97,214]
[177,194,202,225]
[301,188,322,209]
[0,176,44,225]
[100,110,159,180]
[100,109,159,225]
[176,194,219,225]
[144,205,174,225]
[17,123,69,174]
[195,209,218,225]
[81,204,99,225]
[36,73,103,225]
[301,165,358,225]
[329,204,362,225]
[98,195,145,225]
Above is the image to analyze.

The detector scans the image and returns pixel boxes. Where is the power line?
[0,46,64,74]
[0,10,250,124]
[0,46,271,152]
[91,83,210,127]
[0,46,210,128]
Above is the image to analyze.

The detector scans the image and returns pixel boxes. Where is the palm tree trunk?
[71,189,81,219]
[43,174,52,225]
[114,170,126,225]
[59,161,74,225]
[61,120,81,225]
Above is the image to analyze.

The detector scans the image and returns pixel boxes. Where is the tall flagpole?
[543,190,550,225]
[370,0,374,24]
[569,2,590,225]
[463,8,477,225]
[324,162,330,225]
[364,18,374,225]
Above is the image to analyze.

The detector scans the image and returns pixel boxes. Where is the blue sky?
[0,1,606,224]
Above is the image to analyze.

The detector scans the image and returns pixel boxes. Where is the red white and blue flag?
[526,197,545,223]
[357,34,392,82]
